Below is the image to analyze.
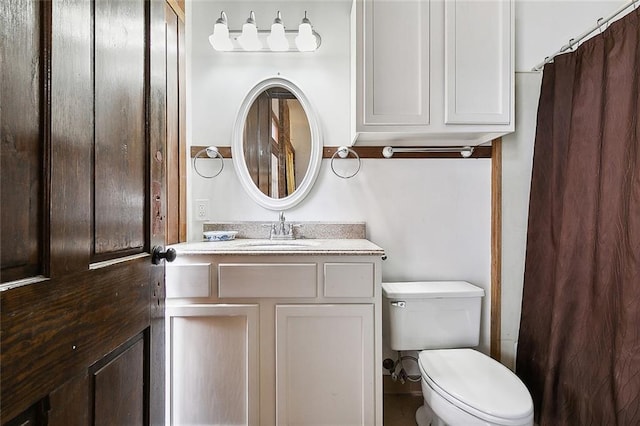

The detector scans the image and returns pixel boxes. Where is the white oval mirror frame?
[232,77,323,210]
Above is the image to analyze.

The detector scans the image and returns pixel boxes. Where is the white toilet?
[382,281,534,426]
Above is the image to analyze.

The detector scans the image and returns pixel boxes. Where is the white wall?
[188,1,352,153]
[500,72,540,369]
[515,0,625,72]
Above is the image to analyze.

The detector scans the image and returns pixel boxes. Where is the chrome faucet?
[278,211,287,235]
[267,211,297,240]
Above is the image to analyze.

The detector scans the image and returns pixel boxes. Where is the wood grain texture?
[3,397,49,426]
[323,146,493,159]
[1,0,168,421]
[178,17,187,242]
[191,145,232,158]
[49,0,92,276]
[93,337,145,426]
[0,0,44,282]
[48,373,89,425]
[190,145,492,159]
[166,4,180,245]
[0,259,151,421]
[166,0,185,22]
[148,0,168,423]
[490,138,502,361]
[93,0,146,256]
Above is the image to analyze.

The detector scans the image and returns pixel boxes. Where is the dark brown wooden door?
[1,0,169,424]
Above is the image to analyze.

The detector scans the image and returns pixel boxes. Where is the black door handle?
[152,246,177,265]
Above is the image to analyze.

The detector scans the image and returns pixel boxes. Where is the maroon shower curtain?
[516,9,640,426]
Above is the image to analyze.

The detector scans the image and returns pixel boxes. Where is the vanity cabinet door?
[167,304,260,426]
[275,304,376,426]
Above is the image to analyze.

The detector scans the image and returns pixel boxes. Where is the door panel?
[49,0,93,275]
[0,0,45,282]
[48,373,89,425]
[92,335,146,426]
[94,0,147,257]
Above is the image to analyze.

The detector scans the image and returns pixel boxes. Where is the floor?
[383,393,424,425]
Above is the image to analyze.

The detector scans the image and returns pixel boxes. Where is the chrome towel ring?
[330,146,361,179]
[193,146,224,178]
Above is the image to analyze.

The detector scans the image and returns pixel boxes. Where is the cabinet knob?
[152,246,177,265]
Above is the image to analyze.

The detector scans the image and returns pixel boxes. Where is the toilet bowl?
[417,349,533,426]
[382,281,533,426]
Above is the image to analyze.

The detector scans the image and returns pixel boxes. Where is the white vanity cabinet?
[354,0,514,144]
[275,304,375,425]
[166,251,383,426]
[167,304,260,425]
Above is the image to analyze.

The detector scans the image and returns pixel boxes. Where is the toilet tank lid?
[382,281,485,299]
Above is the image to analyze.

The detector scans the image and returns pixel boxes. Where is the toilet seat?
[418,349,533,426]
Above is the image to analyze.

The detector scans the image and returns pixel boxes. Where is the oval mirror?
[232,77,323,210]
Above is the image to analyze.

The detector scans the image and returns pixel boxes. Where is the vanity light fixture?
[209,12,233,51]
[209,10,321,52]
[295,12,317,52]
[237,11,262,51]
[267,11,289,51]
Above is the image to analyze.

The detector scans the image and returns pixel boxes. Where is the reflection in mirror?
[243,88,311,199]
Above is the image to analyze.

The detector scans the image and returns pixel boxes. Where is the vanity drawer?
[166,263,211,298]
[218,263,317,298]
[324,263,374,297]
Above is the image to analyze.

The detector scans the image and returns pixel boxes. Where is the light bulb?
[209,11,233,51]
[267,11,289,51]
[238,11,262,51]
[295,11,317,52]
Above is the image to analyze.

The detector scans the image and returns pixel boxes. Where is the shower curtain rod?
[532,0,639,71]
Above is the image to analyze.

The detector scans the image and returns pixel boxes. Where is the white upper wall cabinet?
[354,0,514,145]
[362,0,430,126]
[445,0,511,124]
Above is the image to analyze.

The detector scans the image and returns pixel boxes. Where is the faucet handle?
[262,222,277,238]
[288,223,303,238]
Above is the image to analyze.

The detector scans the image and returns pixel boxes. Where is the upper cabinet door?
[444,0,512,124]
[354,0,514,145]
[358,0,430,128]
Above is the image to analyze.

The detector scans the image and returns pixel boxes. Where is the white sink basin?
[234,240,320,250]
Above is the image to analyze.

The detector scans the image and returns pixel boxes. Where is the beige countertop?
[169,239,385,256]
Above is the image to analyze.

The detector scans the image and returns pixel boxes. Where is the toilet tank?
[382,281,485,351]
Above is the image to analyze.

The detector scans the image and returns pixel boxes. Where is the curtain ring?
[193,146,224,178]
[330,146,361,179]
[597,17,610,34]
[568,38,576,51]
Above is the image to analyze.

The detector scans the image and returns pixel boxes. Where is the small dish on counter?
[203,230,238,241]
